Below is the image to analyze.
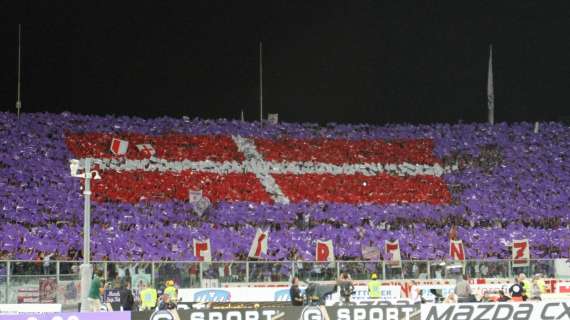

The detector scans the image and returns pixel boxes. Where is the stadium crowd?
[0,112,569,263]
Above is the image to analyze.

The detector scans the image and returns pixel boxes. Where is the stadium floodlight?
[69,158,100,311]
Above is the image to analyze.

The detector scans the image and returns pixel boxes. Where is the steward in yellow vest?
[140,284,158,311]
[368,273,382,299]
[163,280,178,301]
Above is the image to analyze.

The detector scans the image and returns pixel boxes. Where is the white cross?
[81,135,455,204]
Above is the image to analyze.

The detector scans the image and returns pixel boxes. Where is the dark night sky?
[0,1,569,124]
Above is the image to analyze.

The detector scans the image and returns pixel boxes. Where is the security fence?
[0,258,566,304]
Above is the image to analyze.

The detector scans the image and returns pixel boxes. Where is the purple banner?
[0,312,131,320]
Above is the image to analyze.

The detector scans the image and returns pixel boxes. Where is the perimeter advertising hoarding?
[0,312,131,320]
[421,301,570,320]
[132,303,421,320]
[0,304,62,314]
[179,286,402,304]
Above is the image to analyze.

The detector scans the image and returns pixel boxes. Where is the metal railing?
[0,258,563,304]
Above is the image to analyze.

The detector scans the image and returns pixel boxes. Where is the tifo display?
[0,112,569,261]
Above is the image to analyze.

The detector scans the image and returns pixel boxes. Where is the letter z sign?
[512,239,530,267]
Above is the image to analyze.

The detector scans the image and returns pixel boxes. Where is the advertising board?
[421,301,570,320]
[179,286,402,304]
[132,303,421,320]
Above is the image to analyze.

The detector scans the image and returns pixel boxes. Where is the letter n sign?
[450,240,465,261]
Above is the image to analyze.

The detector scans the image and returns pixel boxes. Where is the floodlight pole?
[79,159,93,312]
[487,44,494,125]
[83,159,92,265]
[16,24,22,119]
[259,41,263,126]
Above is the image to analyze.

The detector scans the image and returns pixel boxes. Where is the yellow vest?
[164,286,177,301]
[537,280,547,293]
[140,287,158,310]
[368,280,382,299]
[521,280,531,296]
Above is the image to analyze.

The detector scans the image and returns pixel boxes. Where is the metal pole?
[79,159,93,312]
[198,262,203,288]
[84,158,92,265]
[6,261,10,304]
[259,41,263,126]
[336,261,340,279]
[151,262,155,287]
[16,24,22,119]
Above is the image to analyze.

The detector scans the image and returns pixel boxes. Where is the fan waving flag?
[65,133,452,204]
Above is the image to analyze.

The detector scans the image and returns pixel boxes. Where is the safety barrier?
[0,259,567,304]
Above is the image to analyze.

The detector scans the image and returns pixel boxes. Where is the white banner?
[361,246,380,260]
[555,259,570,278]
[421,301,570,320]
[512,239,530,267]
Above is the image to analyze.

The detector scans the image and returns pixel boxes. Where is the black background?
[1,1,569,124]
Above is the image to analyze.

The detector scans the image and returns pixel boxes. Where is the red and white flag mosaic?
[66,133,452,204]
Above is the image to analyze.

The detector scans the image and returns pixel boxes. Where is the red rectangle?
[66,132,243,162]
[273,173,451,204]
[88,171,271,203]
[254,137,439,165]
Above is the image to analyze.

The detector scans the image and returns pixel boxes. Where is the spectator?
[518,273,531,301]
[443,293,457,303]
[290,277,304,306]
[497,290,510,302]
[410,280,422,303]
[454,275,473,303]
[509,276,524,302]
[163,280,178,302]
[529,274,546,301]
[157,293,177,310]
[88,269,104,312]
[120,281,135,311]
[337,272,354,304]
[140,282,158,311]
[367,273,381,299]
